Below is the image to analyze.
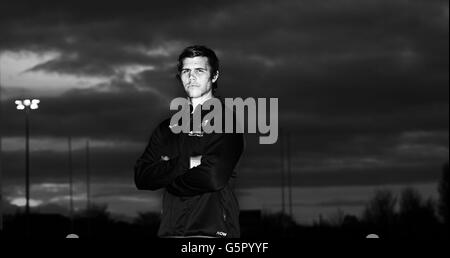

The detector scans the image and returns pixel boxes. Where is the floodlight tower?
[14,99,40,217]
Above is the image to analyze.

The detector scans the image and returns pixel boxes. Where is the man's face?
[180,56,218,98]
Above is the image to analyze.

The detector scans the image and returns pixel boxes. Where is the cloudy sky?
[0,0,448,223]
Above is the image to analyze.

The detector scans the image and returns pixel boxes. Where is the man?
[134,45,244,238]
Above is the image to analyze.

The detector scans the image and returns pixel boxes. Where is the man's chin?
[186,93,200,98]
[186,90,202,98]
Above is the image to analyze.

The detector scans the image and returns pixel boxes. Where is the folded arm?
[134,125,185,191]
[166,133,244,196]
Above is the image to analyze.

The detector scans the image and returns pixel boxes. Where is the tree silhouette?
[133,211,161,227]
[438,162,449,226]
[79,203,110,221]
[399,187,423,216]
[362,189,397,228]
[342,214,359,227]
[260,211,298,237]
[398,187,438,236]
[327,208,346,227]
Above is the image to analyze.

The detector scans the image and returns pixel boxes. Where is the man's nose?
[189,71,196,80]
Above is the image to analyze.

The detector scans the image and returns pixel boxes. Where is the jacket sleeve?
[166,133,244,196]
[134,124,186,191]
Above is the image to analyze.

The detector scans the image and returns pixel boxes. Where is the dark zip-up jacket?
[134,101,244,238]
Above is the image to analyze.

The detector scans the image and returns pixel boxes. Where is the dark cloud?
[1,0,447,79]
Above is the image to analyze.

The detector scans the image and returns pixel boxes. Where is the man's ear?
[212,71,219,83]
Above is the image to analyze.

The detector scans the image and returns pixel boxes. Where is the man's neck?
[189,91,214,113]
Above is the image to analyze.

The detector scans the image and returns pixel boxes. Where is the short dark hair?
[177,45,219,91]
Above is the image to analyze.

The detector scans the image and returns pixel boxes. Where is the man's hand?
[190,155,202,169]
[161,155,170,161]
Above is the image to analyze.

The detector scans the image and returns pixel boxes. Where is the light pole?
[14,99,40,218]
[0,61,3,232]
[68,136,74,232]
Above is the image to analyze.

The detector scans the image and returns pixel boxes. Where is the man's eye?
[181,70,189,74]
